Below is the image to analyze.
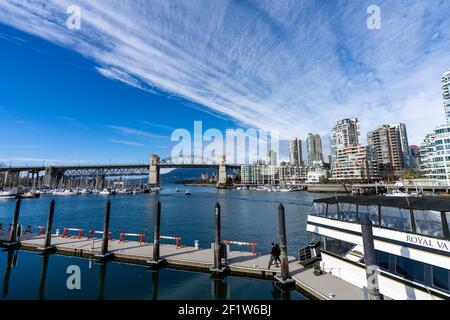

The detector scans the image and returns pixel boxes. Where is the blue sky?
[1,0,450,165]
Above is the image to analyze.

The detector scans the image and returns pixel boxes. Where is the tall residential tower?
[306,133,323,166]
[442,69,450,124]
[330,118,360,162]
[289,138,303,166]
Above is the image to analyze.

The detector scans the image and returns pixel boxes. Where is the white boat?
[304,196,450,300]
[91,189,99,194]
[185,190,192,196]
[117,188,132,195]
[99,189,111,195]
[80,189,91,195]
[132,188,144,194]
[0,189,18,198]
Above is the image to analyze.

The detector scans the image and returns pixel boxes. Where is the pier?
[0,199,365,300]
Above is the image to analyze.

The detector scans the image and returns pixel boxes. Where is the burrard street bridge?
[0,155,241,189]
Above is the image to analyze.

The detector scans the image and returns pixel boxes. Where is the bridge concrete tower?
[217,155,227,188]
[149,154,160,187]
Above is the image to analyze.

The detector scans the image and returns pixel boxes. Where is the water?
[0,185,330,255]
[0,185,330,300]
[0,250,307,300]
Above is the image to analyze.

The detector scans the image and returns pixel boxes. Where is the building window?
[413,210,444,238]
[327,204,339,220]
[395,256,424,283]
[376,250,389,271]
[432,266,450,292]
[339,203,358,222]
[380,207,412,232]
[321,236,355,257]
[358,205,379,226]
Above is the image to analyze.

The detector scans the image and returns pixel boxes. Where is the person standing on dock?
[268,243,278,269]
[275,243,281,266]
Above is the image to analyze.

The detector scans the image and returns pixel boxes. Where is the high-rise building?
[441,68,450,124]
[391,123,410,168]
[367,124,408,176]
[419,125,450,185]
[289,138,302,166]
[331,144,376,182]
[268,150,278,166]
[409,145,420,170]
[306,133,323,166]
[330,118,360,162]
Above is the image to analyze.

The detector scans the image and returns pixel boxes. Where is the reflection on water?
[0,249,307,300]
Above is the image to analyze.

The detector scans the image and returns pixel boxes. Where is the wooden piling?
[40,200,56,252]
[275,203,295,285]
[101,200,111,256]
[152,201,161,261]
[361,212,382,300]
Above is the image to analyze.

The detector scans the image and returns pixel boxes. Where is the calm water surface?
[0,185,330,300]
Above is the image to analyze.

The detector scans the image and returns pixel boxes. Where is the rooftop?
[313,196,450,212]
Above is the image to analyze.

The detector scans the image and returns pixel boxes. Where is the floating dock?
[0,231,365,300]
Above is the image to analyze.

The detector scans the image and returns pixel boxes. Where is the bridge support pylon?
[149,154,160,187]
[216,155,228,189]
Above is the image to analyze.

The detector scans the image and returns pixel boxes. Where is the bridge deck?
[0,231,364,300]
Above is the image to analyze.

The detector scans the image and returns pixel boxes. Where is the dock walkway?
[0,231,365,300]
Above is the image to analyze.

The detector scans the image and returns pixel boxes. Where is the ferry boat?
[303,196,450,300]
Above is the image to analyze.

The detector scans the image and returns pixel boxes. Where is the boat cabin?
[306,196,450,300]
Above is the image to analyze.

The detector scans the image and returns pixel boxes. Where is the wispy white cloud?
[1,0,450,149]
[109,139,146,147]
[108,125,167,140]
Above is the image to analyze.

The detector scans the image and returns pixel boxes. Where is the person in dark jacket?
[275,243,281,265]
[268,242,278,269]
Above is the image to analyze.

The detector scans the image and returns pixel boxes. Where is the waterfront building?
[241,164,307,186]
[307,168,327,184]
[330,118,360,163]
[367,124,408,177]
[442,68,450,124]
[306,133,323,166]
[331,144,376,182]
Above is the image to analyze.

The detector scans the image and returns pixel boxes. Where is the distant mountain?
[160,168,216,183]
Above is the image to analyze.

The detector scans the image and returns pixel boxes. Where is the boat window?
[376,250,389,271]
[432,266,450,292]
[327,204,339,220]
[380,207,412,232]
[447,212,450,238]
[313,203,326,217]
[321,236,355,257]
[395,255,424,283]
[358,205,379,226]
[413,210,444,238]
[339,203,357,222]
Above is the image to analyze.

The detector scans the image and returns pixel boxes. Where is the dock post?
[148,201,165,266]
[95,200,113,261]
[210,203,226,274]
[275,203,295,286]
[38,199,56,253]
[361,213,382,300]
[3,198,22,248]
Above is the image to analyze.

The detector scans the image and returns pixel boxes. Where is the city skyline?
[1,1,450,165]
